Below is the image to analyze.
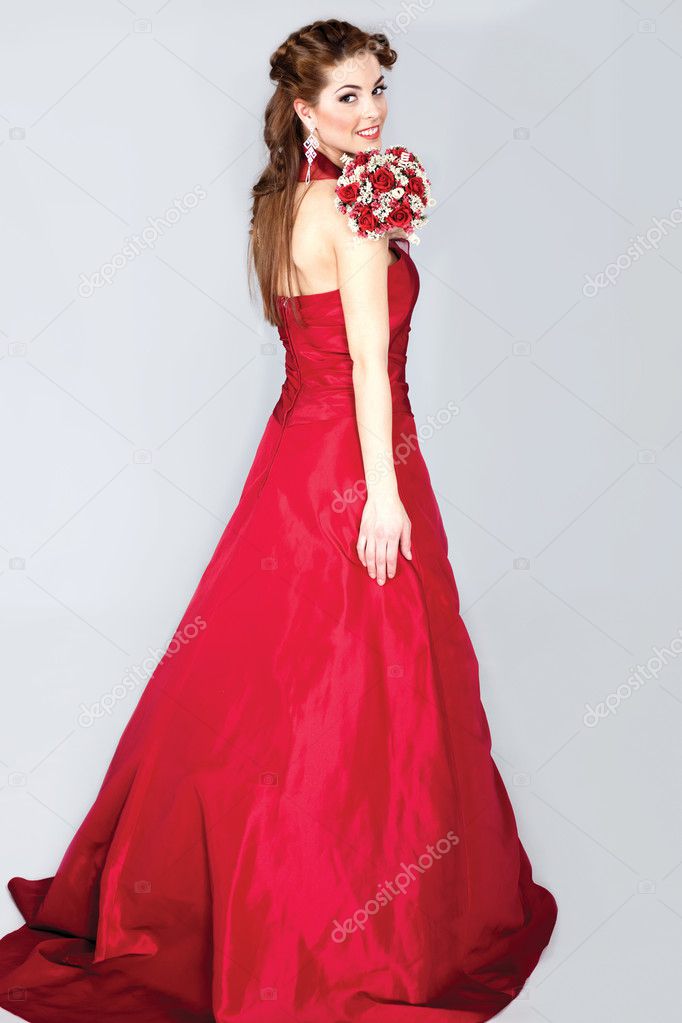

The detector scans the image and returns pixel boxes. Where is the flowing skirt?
[0,409,557,1022]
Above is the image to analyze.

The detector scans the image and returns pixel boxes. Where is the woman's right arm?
[328,214,412,585]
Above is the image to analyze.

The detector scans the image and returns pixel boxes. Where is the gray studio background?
[1,1,681,1021]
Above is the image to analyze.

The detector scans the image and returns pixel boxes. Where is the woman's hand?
[385,226,410,241]
[356,490,412,585]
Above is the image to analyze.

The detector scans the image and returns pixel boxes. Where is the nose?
[362,97,381,121]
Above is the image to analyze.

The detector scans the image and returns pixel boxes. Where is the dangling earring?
[303,125,319,185]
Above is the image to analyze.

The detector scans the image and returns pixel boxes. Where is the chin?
[353,136,382,151]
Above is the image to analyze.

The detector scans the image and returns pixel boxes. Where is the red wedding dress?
[0,148,557,1022]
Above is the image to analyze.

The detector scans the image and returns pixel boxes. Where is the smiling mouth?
[356,125,380,138]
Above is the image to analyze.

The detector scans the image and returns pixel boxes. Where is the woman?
[0,18,558,1023]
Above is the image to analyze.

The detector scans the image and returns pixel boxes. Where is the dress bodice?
[273,241,420,424]
[273,147,421,425]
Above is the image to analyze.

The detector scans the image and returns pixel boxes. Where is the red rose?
[357,208,379,233]
[407,176,425,199]
[387,203,411,229]
[337,182,359,204]
[370,166,396,193]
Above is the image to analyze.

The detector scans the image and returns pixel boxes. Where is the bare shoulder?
[291,179,389,300]
[333,227,389,305]
[307,183,389,288]
[299,179,342,241]
[291,179,341,271]
[305,176,339,209]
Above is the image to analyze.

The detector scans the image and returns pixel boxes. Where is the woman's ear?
[292,97,312,124]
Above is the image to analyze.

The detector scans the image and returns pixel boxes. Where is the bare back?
[277,178,399,299]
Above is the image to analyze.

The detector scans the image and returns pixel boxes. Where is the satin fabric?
[298,146,343,182]
[0,150,557,1022]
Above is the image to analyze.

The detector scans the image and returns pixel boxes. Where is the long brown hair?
[247,20,398,329]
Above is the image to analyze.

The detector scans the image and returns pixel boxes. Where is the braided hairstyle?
[248,20,398,327]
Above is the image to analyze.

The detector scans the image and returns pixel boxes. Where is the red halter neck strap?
[297,146,343,181]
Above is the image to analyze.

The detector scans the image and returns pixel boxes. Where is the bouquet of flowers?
[334,145,435,243]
